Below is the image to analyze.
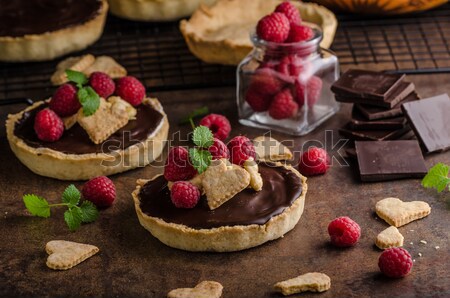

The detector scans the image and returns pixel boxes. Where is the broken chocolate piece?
[355,92,420,120]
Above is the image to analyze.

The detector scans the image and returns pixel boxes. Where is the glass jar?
[237,25,339,136]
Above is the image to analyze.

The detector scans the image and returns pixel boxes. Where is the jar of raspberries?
[237,2,339,136]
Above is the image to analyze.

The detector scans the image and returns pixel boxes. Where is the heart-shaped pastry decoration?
[243,158,263,191]
[375,197,431,227]
[376,226,404,249]
[202,158,250,210]
[46,240,99,270]
[167,281,223,298]
[253,136,293,161]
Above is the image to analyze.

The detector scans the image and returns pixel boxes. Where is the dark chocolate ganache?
[14,103,164,154]
[0,0,102,37]
[139,162,303,229]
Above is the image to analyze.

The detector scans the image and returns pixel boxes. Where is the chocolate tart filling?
[14,102,164,154]
[0,0,102,37]
[139,163,303,229]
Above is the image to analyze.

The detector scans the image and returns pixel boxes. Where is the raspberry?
[287,24,314,43]
[164,147,197,182]
[209,138,229,160]
[82,176,116,208]
[268,89,298,120]
[328,216,361,247]
[378,248,413,278]
[33,108,64,142]
[249,68,285,96]
[276,54,307,78]
[49,83,81,117]
[295,76,323,107]
[256,12,290,43]
[89,72,115,99]
[170,181,200,208]
[245,86,272,112]
[298,147,330,176]
[275,1,302,25]
[115,76,145,106]
[199,114,231,141]
[227,136,256,166]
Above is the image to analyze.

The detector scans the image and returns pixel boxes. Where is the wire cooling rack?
[1,4,450,101]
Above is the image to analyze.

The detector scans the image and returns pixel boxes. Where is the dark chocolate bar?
[339,124,411,141]
[350,107,406,130]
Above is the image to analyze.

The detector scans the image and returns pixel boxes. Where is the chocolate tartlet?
[6,98,169,180]
[0,0,108,62]
[132,162,307,252]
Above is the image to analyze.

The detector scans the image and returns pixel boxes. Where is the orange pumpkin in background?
[308,0,448,14]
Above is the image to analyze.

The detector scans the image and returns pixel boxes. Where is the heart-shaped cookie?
[46,240,99,270]
[202,158,250,210]
[376,226,404,249]
[168,281,223,298]
[375,197,431,227]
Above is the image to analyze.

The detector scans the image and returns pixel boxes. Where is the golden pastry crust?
[108,0,218,21]
[131,163,307,252]
[6,98,168,181]
[180,0,338,65]
[0,0,108,62]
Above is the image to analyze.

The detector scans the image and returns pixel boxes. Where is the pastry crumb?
[420,240,427,244]
[435,246,440,250]
[418,252,422,257]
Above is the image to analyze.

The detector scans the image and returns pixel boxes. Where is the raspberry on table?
[275,1,302,25]
[199,114,231,141]
[269,89,298,120]
[298,147,330,176]
[89,72,115,99]
[82,176,116,208]
[328,216,361,247]
[33,108,64,142]
[49,83,81,117]
[227,136,256,166]
[170,181,201,209]
[287,24,314,43]
[256,12,290,43]
[379,247,413,278]
[295,76,323,107]
[209,138,230,160]
[164,146,197,182]
[115,76,145,106]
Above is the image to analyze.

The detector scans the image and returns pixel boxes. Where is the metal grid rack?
[1,4,450,102]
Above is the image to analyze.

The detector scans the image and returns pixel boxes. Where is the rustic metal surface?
[0,74,449,297]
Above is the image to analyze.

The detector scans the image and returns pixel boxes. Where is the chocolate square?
[355,140,427,182]
[350,107,406,130]
[339,124,411,141]
[401,94,450,153]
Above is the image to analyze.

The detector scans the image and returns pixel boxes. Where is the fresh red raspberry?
[269,89,298,120]
[170,181,200,209]
[82,176,116,208]
[298,147,330,176]
[379,248,413,278]
[295,76,323,107]
[275,1,302,25]
[115,76,145,106]
[89,72,115,99]
[164,147,197,182]
[199,114,231,141]
[249,68,285,96]
[328,216,361,247]
[287,24,314,43]
[245,86,272,112]
[49,83,81,117]
[227,136,256,166]
[209,138,229,160]
[256,12,290,43]
[276,54,307,77]
[33,108,64,142]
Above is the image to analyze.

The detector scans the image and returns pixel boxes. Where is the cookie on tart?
[0,0,108,62]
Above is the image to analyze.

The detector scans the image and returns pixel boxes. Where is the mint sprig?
[188,126,215,174]
[179,107,209,125]
[192,126,214,148]
[422,163,450,193]
[23,184,99,231]
[65,70,100,116]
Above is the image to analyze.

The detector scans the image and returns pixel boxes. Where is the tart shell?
[131,163,307,252]
[6,98,169,181]
[0,0,108,62]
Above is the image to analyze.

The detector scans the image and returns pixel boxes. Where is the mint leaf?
[422,163,450,193]
[64,207,83,231]
[23,194,50,218]
[189,148,212,174]
[78,86,100,116]
[65,69,88,87]
[62,184,81,207]
[179,106,209,125]
[79,201,99,223]
[192,126,214,148]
